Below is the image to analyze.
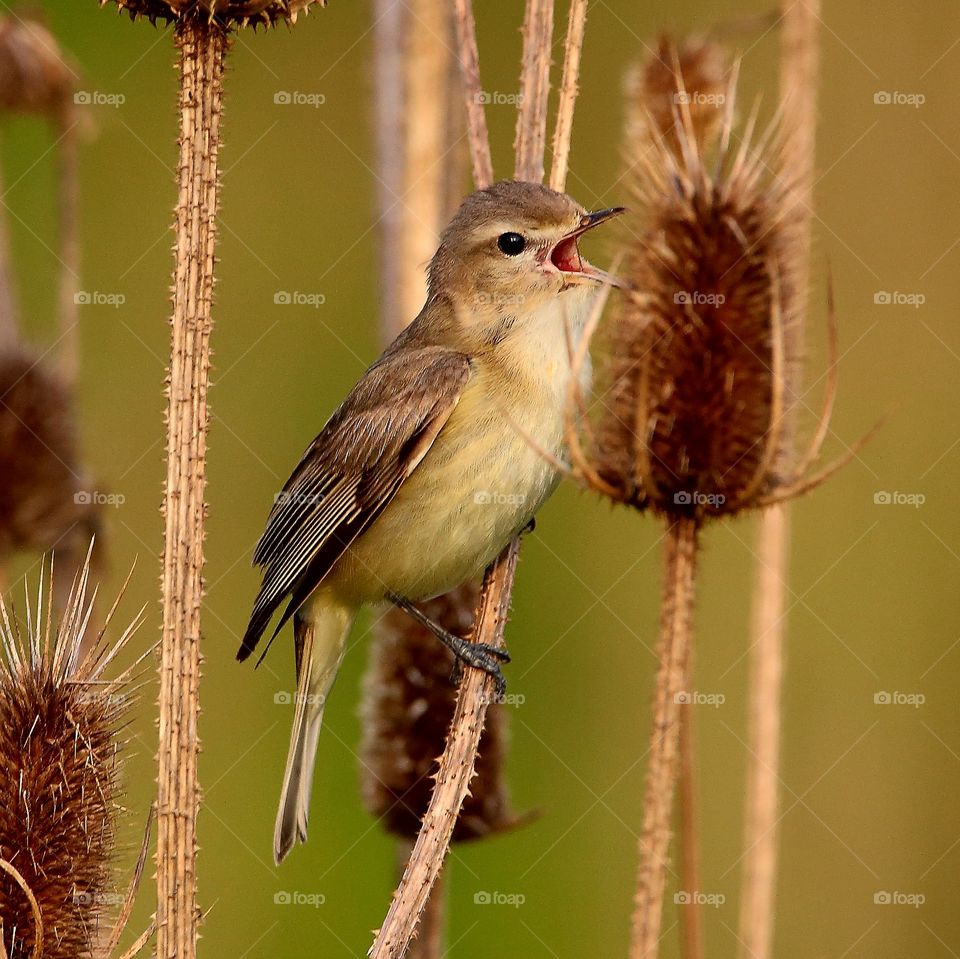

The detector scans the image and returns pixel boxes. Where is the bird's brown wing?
[238,345,471,664]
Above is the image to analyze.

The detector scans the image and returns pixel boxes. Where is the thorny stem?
[56,105,81,390]
[452,0,493,189]
[514,0,554,183]
[630,517,698,959]
[156,19,226,959]
[368,545,519,959]
[677,647,703,959]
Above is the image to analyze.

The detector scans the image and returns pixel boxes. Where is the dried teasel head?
[101,0,326,27]
[625,34,732,161]
[360,585,524,842]
[0,553,147,959]
[586,74,841,522]
[0,348,89,559]
[0,14,76,117]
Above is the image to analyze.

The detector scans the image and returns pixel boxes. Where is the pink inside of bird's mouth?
[550,236,584,273]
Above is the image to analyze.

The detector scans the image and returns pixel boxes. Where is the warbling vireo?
[238,179,622,862]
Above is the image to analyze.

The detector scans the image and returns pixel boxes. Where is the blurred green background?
[4,0,959,955]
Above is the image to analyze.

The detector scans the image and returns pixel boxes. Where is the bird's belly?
[330,397,560,603]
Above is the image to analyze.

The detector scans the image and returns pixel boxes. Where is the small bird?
[238,180,622,863]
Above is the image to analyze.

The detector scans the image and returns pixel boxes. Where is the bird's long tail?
[274,597,354,864]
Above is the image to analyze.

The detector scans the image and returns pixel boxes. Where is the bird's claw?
[450,642,510,698]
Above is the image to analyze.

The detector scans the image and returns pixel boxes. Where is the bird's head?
[427,180,623,336]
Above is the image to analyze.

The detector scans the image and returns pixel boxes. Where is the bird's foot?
[391,596,510,697]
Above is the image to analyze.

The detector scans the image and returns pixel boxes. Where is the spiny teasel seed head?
[0,14,77,116]
[624,34,732,162]
[100,0,327,27]
[360,585,522,842]
[594,79,811,522]
[0,348,89,559]
[0,554,145,959]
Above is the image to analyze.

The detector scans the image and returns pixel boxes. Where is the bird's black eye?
[497,232,526,256]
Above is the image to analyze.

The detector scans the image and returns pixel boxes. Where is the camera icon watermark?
[873,91,925,108]
[674,890,725,908]
[75,290,126,309]
[274,290,326,308]
[273,890,325,907]
[873,690,925,708]
[873,490,925,508]
[474,91,524,106]
[75,490,125,508]
[274,691,326,707]
[273,91,326,107]
[74,90,126,108]
[873,890,924,907]
[473,890,526,907]
[673,91,725,106]
[474,490,527,506]
[674,491,726,508]
[674,290,726,307]
[873,290,925,308]
[674,690,725,708]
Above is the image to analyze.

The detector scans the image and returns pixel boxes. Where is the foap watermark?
[75,90,125,108]
[474,91,524,106]
[874,290,925,308]
[674,91,725,107]
[674,890,725,908]
[675,690,725,708]
[873,91,925,108]
[874,890,924,908]
[274,290,326,308]
[274,691,326,707]
[75,290,125,308]
[675,290,726,307]
[75,490,125,508]
[273,91,326,107]
[479,690,526,707]
[874,691,925,708]
[273,890,325,907]
[873,490,925,508]
[274,490,325,506]
[474,291,527,308]
[475,490,526,506]
[674,491,725,508]
[74,891,124,906]
[473,890,525,908]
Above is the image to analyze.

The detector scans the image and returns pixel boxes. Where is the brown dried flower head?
[591,74,836,522]
[0,349,87,558]
[625,34,732,161]
[0,15,76,116]
[101,0,326,27]
[0,556,145,959]
[360,585,524,842]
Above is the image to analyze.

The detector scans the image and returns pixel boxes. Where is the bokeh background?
[4,0,959,955]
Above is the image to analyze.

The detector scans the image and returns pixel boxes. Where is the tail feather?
[273,599,353,864]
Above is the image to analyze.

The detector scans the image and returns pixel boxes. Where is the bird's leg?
[390,596,510,697]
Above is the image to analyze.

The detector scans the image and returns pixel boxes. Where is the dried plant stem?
[0,151,18,351]
[630,517,698,959]
[368,544,518,959]
[548,0,586,192]
[369,2,583,951]
[677,648,703,959]
[739,505,788,959]
[156,19,226,959]
[55,107,80,390]
[739,5,819,958]
[372,0,406,338]
[452,0,493,189]
[406,871,446,959]
[514,0,554,182]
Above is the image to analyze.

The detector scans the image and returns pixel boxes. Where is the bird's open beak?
[546,206,626,288]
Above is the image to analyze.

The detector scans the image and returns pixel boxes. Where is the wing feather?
[238,345,471,663]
